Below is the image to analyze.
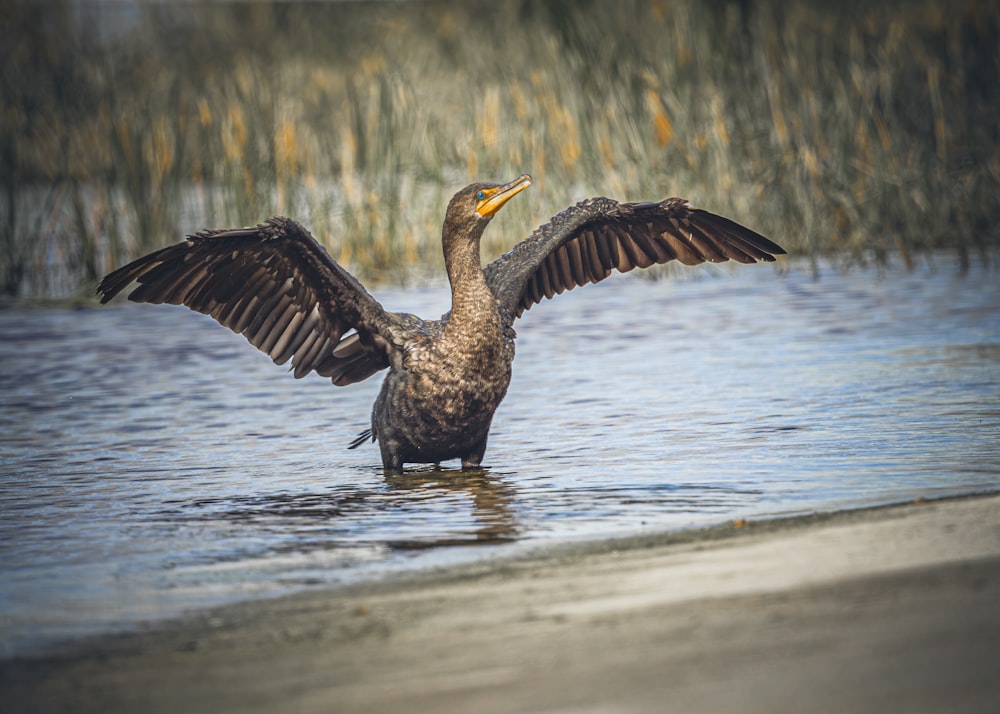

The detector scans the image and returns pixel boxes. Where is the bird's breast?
[398,324,513,426]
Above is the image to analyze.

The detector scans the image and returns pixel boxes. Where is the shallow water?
[2,257,999,656]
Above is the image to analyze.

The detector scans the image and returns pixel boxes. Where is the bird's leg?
[460,434,489,470]
[379,440,404,473]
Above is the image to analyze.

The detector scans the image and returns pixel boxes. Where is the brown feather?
[564,237,585,285]
[580,231,607,280]
[484,195,784,318]
[96,217,392,386]
[554,244,573,288]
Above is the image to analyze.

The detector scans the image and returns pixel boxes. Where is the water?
[2,257,998,656]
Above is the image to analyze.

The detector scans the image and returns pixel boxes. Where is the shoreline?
[5,491,1000,713]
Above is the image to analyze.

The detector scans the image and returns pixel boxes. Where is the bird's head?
[443,174,533,246]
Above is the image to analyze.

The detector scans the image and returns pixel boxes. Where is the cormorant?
[97,175,785,471]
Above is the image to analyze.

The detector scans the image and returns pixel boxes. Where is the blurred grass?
[1,0,998,299]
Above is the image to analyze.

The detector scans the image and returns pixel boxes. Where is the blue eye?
[476,191,486,200]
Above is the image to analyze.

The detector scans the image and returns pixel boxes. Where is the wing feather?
[619,232,654,269]
[258,299,299,356]
[269,308,308,365]
[97,217,393,385]
[594,228,618,271]
[295,333,335,379]
[529,273,543,305]
[247,291,290,347]
[541,250,555,293]
[290,329,324,374]
[565,237,587,285]
[277,304,322,366]
[581,231,607,280]
[658,230,703,265]
[485,197,785,320]
[555,244,573,288]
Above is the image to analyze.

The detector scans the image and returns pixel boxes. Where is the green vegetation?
[2,0,997,299]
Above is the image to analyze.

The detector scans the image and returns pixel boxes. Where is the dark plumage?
[97,175,785,471]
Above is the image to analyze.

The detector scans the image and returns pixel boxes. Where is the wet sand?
[5,492,1000,713]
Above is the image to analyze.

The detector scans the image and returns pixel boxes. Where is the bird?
[97,174,785,471]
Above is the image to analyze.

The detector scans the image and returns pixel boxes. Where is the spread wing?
[484,197,786,321]
[97,217,393,386]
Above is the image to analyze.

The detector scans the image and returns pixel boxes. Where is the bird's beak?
[476,174,533,218]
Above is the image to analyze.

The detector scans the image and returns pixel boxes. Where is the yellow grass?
[1,0,998,298]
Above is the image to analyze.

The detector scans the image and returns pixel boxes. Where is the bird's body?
[371,311,513,469]
[98,175,785,471]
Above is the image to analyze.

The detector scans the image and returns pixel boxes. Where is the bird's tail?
[347,428,375,449]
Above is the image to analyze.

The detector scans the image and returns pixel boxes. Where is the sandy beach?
[4,492,1000,713]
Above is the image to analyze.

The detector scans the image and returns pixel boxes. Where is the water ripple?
[2,258,999,655]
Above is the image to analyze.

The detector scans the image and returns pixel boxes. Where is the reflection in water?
[163,468,520,553]
[382,469,519,547]
[1,258,999,655]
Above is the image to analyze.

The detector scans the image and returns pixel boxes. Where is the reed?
[2,0,997,299]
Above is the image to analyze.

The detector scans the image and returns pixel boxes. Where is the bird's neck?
[443,229,499,334]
